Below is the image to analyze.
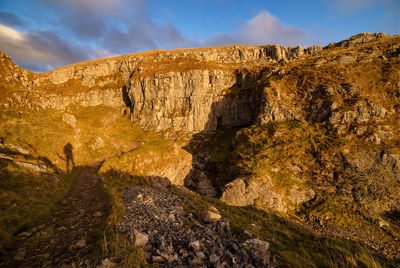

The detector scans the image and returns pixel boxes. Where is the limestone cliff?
[0,32,390,135]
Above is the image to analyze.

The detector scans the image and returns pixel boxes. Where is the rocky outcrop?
[326,32,387,48]
[220,176,315,212]
[256,85,299,124]
[100,143,192,186]
[3,88,125,110]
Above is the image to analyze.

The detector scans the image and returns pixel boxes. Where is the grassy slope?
[0,105,174,169]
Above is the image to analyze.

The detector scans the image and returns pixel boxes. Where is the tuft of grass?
[99,169,151,267]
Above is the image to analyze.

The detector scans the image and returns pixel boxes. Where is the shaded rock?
[189,240,201,251]
[69,239,86,251]
[13,250,25,261]
[197,178,217,197]
[241,239,271,266]
[243,230,257,239]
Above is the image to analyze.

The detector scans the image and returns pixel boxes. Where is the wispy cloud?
[41,0,146,13]
[0,24,91,72]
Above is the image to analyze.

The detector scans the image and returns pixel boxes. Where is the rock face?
[126,69,260,132]
[220,176,315,212]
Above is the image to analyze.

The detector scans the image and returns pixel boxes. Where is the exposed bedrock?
[126,69,264,132]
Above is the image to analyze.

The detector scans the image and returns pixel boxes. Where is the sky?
[0,0,398,73]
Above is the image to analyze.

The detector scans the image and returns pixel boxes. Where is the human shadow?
[182,69,266,197]
[56,142,75,173]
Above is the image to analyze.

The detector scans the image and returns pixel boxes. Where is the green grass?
[0,160,82,254]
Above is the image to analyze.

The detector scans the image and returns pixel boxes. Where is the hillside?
[0,32,399,267]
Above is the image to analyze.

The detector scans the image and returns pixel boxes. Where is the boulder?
[221,176,315,212]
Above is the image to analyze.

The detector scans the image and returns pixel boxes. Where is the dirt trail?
[2,144,139,268]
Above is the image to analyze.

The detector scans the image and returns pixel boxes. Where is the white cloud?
[236,10,305,46]
[205,10,305,47]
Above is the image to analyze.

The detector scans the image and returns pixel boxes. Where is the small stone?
[93,211,103,217]
[57,226,68,231]
[208,206,219,214]
[133,230,148,247]
[18,232,32,238]
[13,250,25,261]
[189,240,201,251]
[152,256,164,262]
[32,224,45,232]
[69,239,86,250]
[38,231,48,237]
[201,211,221,223]
[37,253,50,258]
[197,251,205,259]
[97,258,116,268]
[249,223,262,229]
[210,253,220,264]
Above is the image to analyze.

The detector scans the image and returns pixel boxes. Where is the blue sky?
[0,0,398,72]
